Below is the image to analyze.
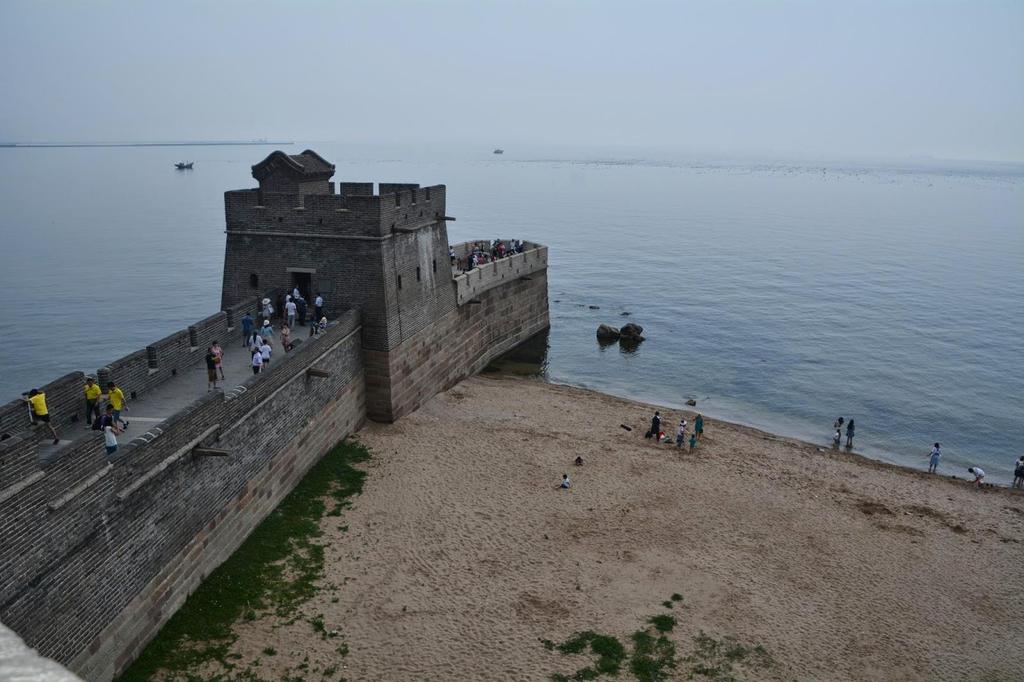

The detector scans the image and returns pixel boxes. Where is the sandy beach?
[222,375,1024,681]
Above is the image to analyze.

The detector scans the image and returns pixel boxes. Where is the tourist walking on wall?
[260,339,272,367]
[845,419,855,448]
[241,311,254,347]
[296,296,307,326]
[83,376,101,426]
[260,319,274,339]
[695,414,705,441]
[1012,456,1024,489]
[281,324,292,352]
[103,419,118,457]
[107,381,128,430]
[927,443,941,474]
[212,340,225,380]
[261,298,273,323]
[24,389,59,445]
[285,297,297,328]
[314,293,324,321]
[251,348,263,374]
[205,345,219,391]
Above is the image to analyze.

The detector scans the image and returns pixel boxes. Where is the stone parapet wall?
[453,243,548,306]
[0,311,365,681]
[0,297,269,449]
[0,372,85,443]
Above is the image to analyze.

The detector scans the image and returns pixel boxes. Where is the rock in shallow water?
[620,322,645,340]
[596,324,620,340]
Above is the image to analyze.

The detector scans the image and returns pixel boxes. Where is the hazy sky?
[1,1,1021,161]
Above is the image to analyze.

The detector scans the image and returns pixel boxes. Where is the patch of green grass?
[322,664,339,678]
[630,630,676,682]
[547,630,626,680]
[685,632,773,680]
[117,440,370,682]
[661,600,673,608]
[590,635,626,674]
[647,614,676,633]
[544,597,767,682]
[261,646,276,657]
[670,593,683,602]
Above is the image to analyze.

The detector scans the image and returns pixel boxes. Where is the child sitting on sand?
[574,456,583,466]
[559,474,571,489]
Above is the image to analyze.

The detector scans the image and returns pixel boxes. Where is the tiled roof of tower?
[290,150,334,174]
[251,149,335,181]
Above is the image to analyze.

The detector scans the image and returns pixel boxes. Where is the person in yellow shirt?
[25,388,60,445]
[107,381,129,430]
[84,377,102,425]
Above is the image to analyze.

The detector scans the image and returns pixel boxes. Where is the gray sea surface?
[1,143,1021,481]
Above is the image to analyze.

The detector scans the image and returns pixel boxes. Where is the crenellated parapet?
[451,241,548,305]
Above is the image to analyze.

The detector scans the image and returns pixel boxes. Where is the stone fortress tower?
[0,149,548,681]
[222,149,550,421]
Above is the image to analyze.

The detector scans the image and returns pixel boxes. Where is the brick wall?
[364,270,550,422]
[0,311,365,681]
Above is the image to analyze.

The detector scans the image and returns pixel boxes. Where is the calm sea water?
[1,144,1021,482]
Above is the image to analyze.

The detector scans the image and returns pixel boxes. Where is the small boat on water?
[493,149,504,155]
[174,162,194,170]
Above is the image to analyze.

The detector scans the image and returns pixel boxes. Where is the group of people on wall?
[451,239,527,272]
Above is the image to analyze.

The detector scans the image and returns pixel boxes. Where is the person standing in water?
[845,419,855,448]
[927,443,941,474]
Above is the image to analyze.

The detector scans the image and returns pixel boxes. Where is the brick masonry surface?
[0,312,365,680]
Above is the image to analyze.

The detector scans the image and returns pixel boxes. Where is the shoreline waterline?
[504,372,1023,492]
